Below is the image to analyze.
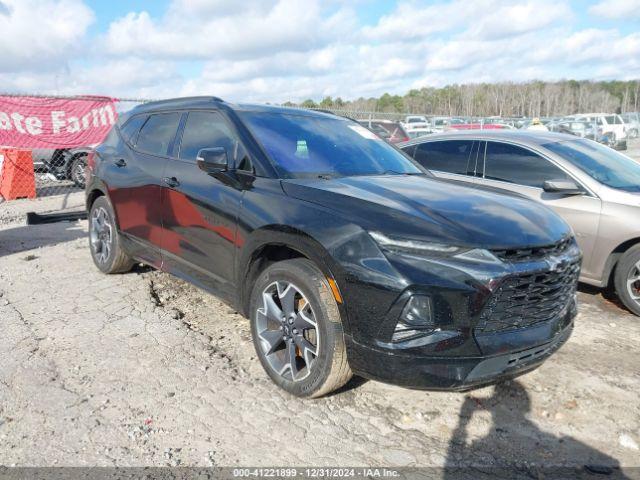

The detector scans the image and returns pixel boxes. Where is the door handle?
[163,176,180,188]
[114,158,127,167]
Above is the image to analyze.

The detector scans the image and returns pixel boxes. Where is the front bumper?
[346,305,575,390]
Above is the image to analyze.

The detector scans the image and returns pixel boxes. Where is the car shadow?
[578,283,631,315]
[35,180,83,199]
[0,221,86,258]
[326,375,370,397]
[443,380,630,479]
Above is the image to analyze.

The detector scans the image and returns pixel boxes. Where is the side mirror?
[543,179,583,195]
[197,147,228,174]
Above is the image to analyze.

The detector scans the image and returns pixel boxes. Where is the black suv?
[86,97,580,397]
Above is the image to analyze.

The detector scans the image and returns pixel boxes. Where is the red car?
[447,123,511,130]
[359,120,410,143]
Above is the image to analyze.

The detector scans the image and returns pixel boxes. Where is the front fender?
[237,225,350,329]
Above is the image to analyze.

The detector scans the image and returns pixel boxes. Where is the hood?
[281,175,571,249]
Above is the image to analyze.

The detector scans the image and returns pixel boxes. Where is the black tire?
[88,196,134,274]
[250,258,352,398]
[614,244,640,316]
[70,154,87,188]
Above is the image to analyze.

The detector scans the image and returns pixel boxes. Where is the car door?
[108,111,181,267]
[477,141,602,273]
[404,139,479,185]
[160,110,244,299]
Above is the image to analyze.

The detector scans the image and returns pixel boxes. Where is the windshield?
[240,112,422,178]
[543,139,640,192]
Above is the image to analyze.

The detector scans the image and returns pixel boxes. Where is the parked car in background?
[31,147,92,188]
[448,123,512,131]
[404,115,430,130]
[400,130,640,316]
[621,112,639,139]
[407,128,434,139]
[86,97,579,397]
[564,113,627,150]
[548,120,597,140]
[359,119,409,143]
[429,117,452,133]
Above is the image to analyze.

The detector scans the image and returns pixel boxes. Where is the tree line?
[285,80,640,117]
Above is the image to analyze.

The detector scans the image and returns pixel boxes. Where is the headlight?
[369,231,502,264]
[368,231,463,255]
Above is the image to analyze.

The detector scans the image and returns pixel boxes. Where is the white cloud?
[104,0,357,60]
[361,0,476,40]
[0,0,94,72]
[0,0,637,102]
[361,0,570,41]
[464,1,572,40]
[589,0,640,19]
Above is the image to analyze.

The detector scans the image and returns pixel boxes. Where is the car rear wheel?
[614,245,640,316]
[89,196,134,274]
[70,154,88,189]
[250,258,352,397]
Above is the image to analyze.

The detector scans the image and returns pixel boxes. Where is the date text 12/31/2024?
[232,468,400,478]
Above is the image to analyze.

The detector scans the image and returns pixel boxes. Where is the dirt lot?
[0,141,639,477]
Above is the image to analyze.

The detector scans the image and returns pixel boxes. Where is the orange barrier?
[0,149,36,200]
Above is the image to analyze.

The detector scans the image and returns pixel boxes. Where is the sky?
[0,0,639,103]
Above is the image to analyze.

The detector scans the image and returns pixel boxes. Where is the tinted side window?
[136,113,181,156]
[484,142,568,188]
[402,144,417,157]
[179,111,236,161]
[412,140,474,175]
[120,114,148,145]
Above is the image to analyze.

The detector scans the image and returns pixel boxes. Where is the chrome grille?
[476,259,580,333]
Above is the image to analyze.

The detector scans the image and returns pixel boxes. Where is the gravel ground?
[0,141,639,477]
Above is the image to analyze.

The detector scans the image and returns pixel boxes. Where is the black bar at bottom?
[26,210,87,225]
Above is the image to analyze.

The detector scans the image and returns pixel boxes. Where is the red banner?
[0,96,118,149]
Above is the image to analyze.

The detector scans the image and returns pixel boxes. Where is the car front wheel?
[250,258,352,397]
[614,244,640,316]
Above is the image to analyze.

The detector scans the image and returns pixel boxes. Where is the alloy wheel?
[256,281,319,381]
[90,206,112,264]
[627,261,640,303]
[72,158,86,187]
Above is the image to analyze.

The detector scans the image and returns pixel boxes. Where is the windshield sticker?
[348,124,382,140]
[295,139,309,158]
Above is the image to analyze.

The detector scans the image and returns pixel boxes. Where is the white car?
[564,113,627,149]
[621,112,639,139]
[403,115,430,130]
[405,115,428,124]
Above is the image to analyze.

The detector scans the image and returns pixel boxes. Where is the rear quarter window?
[135,112,181,157]
[411,140,474,175]
[119,114,148,145]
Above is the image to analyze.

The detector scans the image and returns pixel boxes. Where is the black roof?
[127,96,339,119]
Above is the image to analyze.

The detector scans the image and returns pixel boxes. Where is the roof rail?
[137,96,224,107]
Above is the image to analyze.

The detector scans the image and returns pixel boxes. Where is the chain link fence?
[0,94,149,204]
